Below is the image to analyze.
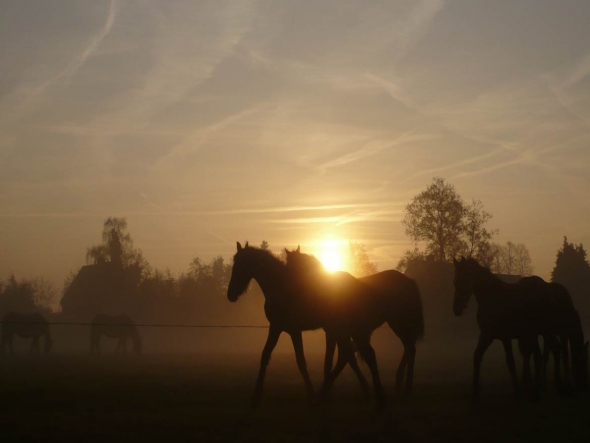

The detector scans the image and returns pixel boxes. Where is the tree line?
[1,177,588,321]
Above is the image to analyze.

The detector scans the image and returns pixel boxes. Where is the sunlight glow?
[317,238,345,272]
[321,250,342,272]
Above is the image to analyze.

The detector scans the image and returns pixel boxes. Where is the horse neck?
[250,253,287,302]
[472,270,507,303]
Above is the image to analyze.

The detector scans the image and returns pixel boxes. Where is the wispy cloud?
[33,0,118,95]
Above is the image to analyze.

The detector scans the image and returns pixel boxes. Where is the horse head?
[452,256,484,316]
[228,241,253,302]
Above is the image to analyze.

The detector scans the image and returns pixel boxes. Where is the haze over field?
[2,0,590,286]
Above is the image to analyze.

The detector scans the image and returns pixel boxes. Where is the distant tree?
[486,241,533,276]
[344,241,378,277]
[86,217,149,273]
[463,199,497,262]
[189,255,232,298]
[402,177,466,263]
[399,178,497,270]
[514,243,533,276]
[487,242,505,274]
[0,274,57,314]
[395,245,428,273]
[260,240,270,251]
[551,237,590,296]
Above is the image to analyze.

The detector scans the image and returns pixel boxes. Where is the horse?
[517,277,588,393]
[452,257,588,401]
[0,312,53,355]
[227,242,371,407]
[90,314,142,355]
[285,246,424,397]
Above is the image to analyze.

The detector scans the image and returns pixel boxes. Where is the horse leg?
[473,334,493,403]
[318,336,353,403]
[550,336,562,392]
[355,335,386,408]
[502,339,519,398]
[541,335,551,386]
[403,339,417,399]
[395,347,408,397]
[560,334,573,394]
[520,337,533,396]
[252,325,282,407]
[289,330,315,403]
[347,339,370,394]
[323,331,336,380]
[531,338,543,401]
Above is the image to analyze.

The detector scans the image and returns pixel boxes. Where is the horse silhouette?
[453,257,588,401]
[285,246,424,398]
[517,277,588,393]
[227,242,371,407]
[90,314,141,355]
[0,312,52,355]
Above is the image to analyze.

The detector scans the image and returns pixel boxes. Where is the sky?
[1,0,590,288]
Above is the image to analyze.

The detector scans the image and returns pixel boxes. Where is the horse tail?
[408,279,425,342]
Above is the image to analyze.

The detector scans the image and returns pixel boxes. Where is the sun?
[317,238,345,272]
[320,250,342,272]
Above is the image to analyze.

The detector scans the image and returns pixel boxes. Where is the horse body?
[286,249,424,397]
[453,257,588,400]
[90,314,141,355]
[1,312,52,355]
[227,242,370,406]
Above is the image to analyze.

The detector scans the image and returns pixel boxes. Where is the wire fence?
[1,321,269,329]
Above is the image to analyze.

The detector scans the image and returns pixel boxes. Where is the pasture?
[1,334,589,442]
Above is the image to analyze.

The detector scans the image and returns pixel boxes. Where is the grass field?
[1,348,589,443]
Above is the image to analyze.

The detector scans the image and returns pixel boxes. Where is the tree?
[402,177,466,263]
[86,217,149,273]
[400,178,498,269]
[487,241,533,276]
[395,245,428,273]
[551,237,590,296]
[344,241,378,277]
[463,199,497,262]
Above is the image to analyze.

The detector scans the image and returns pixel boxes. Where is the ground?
[0,349,589,442]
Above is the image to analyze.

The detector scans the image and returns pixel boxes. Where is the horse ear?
[453,257,458,265]
[237,242,242,252]
[460,256,466,262]
[245,241,249,248]
[296,245,300,253]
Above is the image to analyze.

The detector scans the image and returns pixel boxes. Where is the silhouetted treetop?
[86,217,149,273]
[551,236,590,290]
[399,177,497,270]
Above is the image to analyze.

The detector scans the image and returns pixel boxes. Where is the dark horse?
[90,314,142,355]
[227,242,370,406]
[285,247,424,397]
[518,277,588,393]
[1,312,52,355]
[453,257,588,401]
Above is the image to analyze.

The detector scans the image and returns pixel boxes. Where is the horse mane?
[286,250,325,272]
[235,244,286,269]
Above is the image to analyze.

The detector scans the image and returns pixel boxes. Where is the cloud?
[33,0,119,95]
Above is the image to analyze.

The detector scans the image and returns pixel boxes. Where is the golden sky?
[1,0,590,285]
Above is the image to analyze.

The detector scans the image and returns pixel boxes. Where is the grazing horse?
[0,312,52,355]
[227,242,372,407]
[285,246,424,397]
[453,257,588,401]
[90,314,141,355]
